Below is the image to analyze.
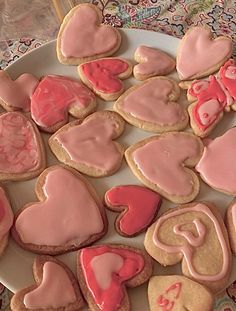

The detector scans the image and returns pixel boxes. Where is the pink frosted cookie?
[177,26,232,80]
[57,4,121,65]
[114,77,189,133]
[148,275,213,311]
[226,199,236,256]
[77,244,153,311]
[196,127,236,195]
[125,132,203,204]
[49,111,125,177]
[0,70,38,112]
[0,187,14,256]
[0,112,46,181]
[187,59,236,137]
[11,165,107,255]
[105,185,162,237]
[145,202,232,293]
[133,46,175,80]
[31,75,96,133]
[11,256,84,311]
[78,58,132,101]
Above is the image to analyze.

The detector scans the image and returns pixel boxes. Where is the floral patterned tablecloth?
[0,0,236,310]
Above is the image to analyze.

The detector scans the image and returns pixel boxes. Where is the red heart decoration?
[105,185,162,236]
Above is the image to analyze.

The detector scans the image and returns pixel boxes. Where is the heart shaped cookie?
[114,77,189,133]
[0,187,13,256]
[105,185,162,237]
[148,275,213,311]
[0,70,39,112]
[57,4,121,64]
[49,111,125,177]
[226,199,236,256]
[11,256,84,311]
[196,127,236,195]
[177,26,232,80]
[12,165,107,255]
[133,46,175,80]
[77,244,153,311]
[0,112,46,181]
[78,58,132,101]
[144,202,232,293]
[125,132,203,203]
[31,75,96,133]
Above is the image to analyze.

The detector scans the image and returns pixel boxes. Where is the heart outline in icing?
[57,4,121,65]
[11,165,107,255]
[105,185,162,237]
[114,77,189,133]
[10,256,85,311]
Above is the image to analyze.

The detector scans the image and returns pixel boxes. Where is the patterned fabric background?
[0,0,236,310]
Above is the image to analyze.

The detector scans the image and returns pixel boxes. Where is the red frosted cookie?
[11,256,84,311]
[11,165,107,255]
[0,112,46,181]
[186,59,236,137]
[177,26,232,80]
[0,70,38,112]
[114,77,189,133]
[105,185,162,237]
[77,244,153,311]
[0,187,14,256]
[196,127,236,195]
[57,4,121,65]
[31,75,96,133]
[144,202,232,293]
[226,198,236,256]
[49,111,125,177]
[133,46,175,80]
[125,132,203,204]
[78,58,132,101]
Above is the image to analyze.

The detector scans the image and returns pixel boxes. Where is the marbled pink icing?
[0,112,40,173]
[24,262,77,308]
[121,79,186,125]
[133,133,201,196]
[15,166,104,245]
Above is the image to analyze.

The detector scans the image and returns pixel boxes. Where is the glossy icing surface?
[133,133,201,196]
[81,59,129,93]
[177,27,232,79]
[106,185,161,235]
[31,75,95,127]
[196,127,236,193]
[24,262,77,308]
[0,112,40,173]
[0,187,13,242]
[0,71,38,112]
[15,167,104,245]
[61,5,119,58]
[54,116,123,172]
[80,245,144,311]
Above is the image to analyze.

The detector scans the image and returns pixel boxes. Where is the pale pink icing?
[0,112,40,173]
[121,79,186,125]
[197,99,221,125]
[61,5,119,58]
[0,71,38,112]
[177,27,232,80]
[24,262,76,308]
[54,116,123,172]
[196,127,236,193]
[134,46,175,77]
[91,253,124,290]
[153,203,230,281]
[173,219,206,247]
[31,75,95,128]
[133,133,201,196]
[191,81,209,95]
[0,187,13,241]
[15,167,104,245]
[225,66,236,79]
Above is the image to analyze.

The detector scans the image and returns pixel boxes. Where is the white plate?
[0,28,235,310]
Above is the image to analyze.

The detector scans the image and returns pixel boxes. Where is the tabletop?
[0,0,236,310]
